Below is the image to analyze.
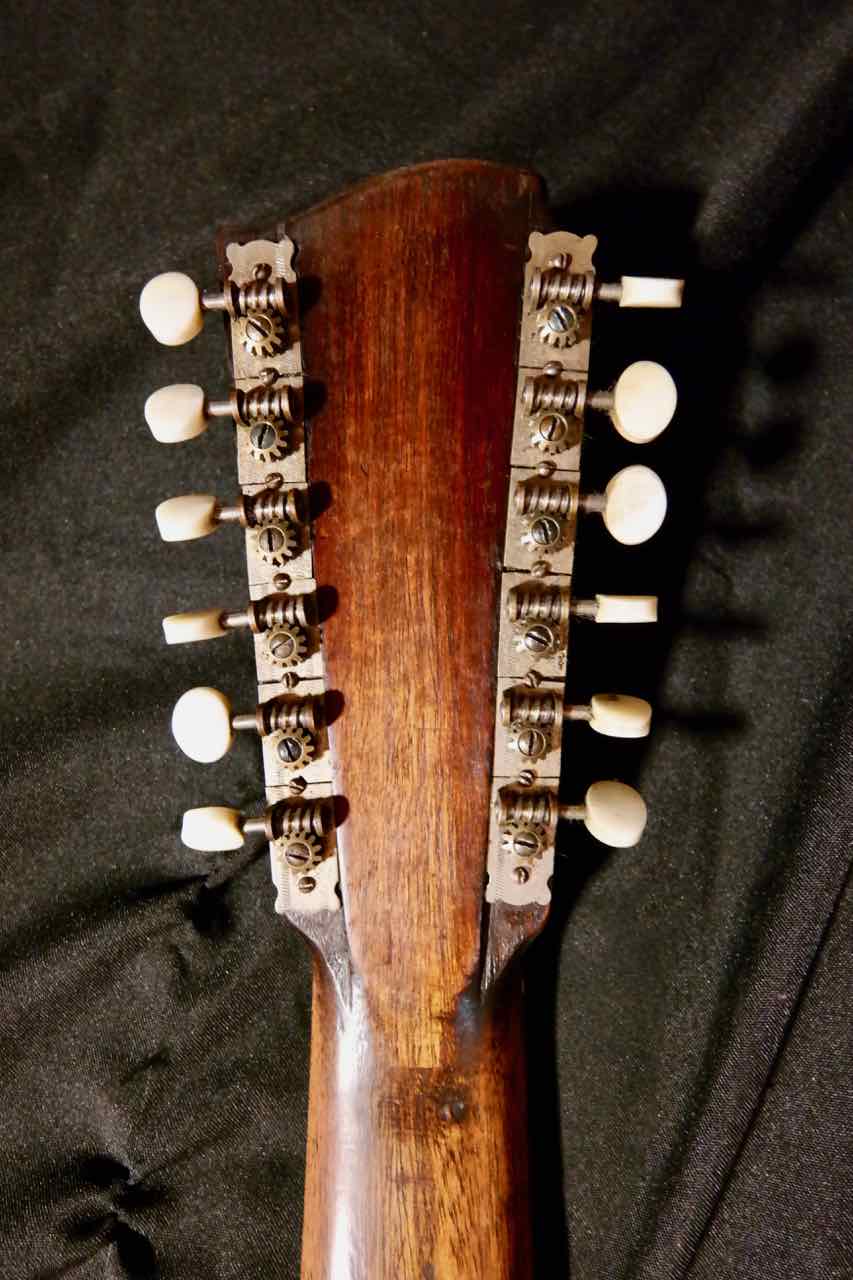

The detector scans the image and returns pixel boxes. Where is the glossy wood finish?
[287,162,547,1279]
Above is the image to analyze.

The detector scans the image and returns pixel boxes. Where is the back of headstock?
[140,160,682,1279]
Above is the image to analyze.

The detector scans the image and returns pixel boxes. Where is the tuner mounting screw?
[238,309,287,359]
[247,418,289,464]
[523,514,564,549]
[512,865,531,885]
[265,624,308,670]
[269,726,316,772]
[297,875,317,894]
[256,521,299,566]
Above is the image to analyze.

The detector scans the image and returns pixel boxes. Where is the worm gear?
[535,302,582,349]
[238,310,287,359]
[246,418,290,464]
[500,822,548,861]
[264,623,308,670]
[273,830,323,872]
[255,520,299,567]
[268,726,316,772]
[529,411,578,455]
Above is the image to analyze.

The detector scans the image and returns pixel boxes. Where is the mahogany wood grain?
[286,161,548,1279]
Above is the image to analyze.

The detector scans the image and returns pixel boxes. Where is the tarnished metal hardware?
[247,417,290,464]
[207,379,300,429]
[507,581,571,658]
[514,472,579,552]
[501,685,561,761]
[202,260,290,324]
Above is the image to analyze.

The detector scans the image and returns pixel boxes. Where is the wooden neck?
[282,162,547,1279]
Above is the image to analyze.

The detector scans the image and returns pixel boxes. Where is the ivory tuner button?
[602,465,667,545]
[145,384,208,443]
[139,272,204,345]
[618,276,684,308]
[588,694,652,739]
[181,806,245,851]
[172,687,234,763]
[162,608,229,645]
[610,361,678,444]
[594,594,658,623]
[156,494,219,542]
[583,781,648,847]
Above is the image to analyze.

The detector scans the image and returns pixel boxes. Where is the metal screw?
[516,769,537,787]
[297,875,316,894]
[545,304,578,336]
[530,515,561,547]
[251,422,278,451]
[268,630,297,661]
[273,573,291,591]
[515,728,548,759]
[259,526,285,554]
[245,316,269,342]
[276,735,303,764]
[284,840,313,869]
[513,865,531,885]
[510,830,542,858]
[538,413,568,445]
[522,624,554,654]
[288,776,307,795]
[253,263,272,280]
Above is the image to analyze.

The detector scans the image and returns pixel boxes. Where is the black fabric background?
[1,2,852,1277]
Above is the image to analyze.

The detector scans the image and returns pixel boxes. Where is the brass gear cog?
[264,624,308,670]
[529,410,578,455]
[268,726,316,772]
[273,831,323,872]
[535,302,581,349]
[255,520,299,566]
[246,418,289,465]
[500,822,548,861]
[238,310,287,359]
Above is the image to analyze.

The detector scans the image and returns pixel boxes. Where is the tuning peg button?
[561,780,648,847]
[589,361,677,444]
[181,805,245,851]
[576,594,658,623]
[597,464,667,544]
[603,276,684,309]
[586,693,651,738]
[139,273,205,346]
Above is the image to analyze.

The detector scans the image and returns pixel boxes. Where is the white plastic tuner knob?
[181,806,245,852]
[588,693,652,739]
[145,384,208,443]
[172,687,234,763]
[602,465,667,545]
[618,276,684,309]
[139,272,204,346]
[583,781,648,848]
[155,494,219,542]
[162,608,229,645]
[594,594,658,623]
[610,361,677,444]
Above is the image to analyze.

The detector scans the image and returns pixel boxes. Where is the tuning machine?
[529,261,683,350]
[155,477,309,572]
[171,685,324,773]
[139,264,291,349]
[501,687,651,764]
[143,377,299,457]
[162,590,317,673]
[181,795,334,908]
[514,462,666,553]
[506,581,656,665]
[524,359,677,450]
[497,779,647,853]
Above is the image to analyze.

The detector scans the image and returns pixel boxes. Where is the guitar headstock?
[141,161,683,1004]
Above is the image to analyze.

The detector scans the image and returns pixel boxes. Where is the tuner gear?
[500,822,548,860]
[535,303,582,348]
[268,726,316,772]
[274,831,324,872]
[255,521,300,566]
[529,411,580,455]
[238,310,287,359]
[264,624,308,670]
[247,418,289,463]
